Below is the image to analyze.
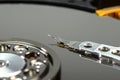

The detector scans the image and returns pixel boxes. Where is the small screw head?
[112,50,120,55]
[25,51,40,59]
[0,60,9,67]
[34,61,43,69]
[0,60,5,67]
[84,43,92,48]
[99,46,110,52]
[14,45,27,54]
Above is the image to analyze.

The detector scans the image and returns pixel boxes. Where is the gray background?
[0,4,120,80]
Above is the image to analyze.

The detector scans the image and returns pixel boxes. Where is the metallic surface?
[49,35,120,70]
[0,39,61,80]
[0,53,25,78]
[0,3,120,80]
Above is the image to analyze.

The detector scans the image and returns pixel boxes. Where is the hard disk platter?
[0,0,119,80]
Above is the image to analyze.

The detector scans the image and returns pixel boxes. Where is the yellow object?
[96,7,120,19]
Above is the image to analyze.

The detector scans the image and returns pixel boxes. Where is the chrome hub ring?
[0,39,61,80]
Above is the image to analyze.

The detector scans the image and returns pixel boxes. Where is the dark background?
[0,4,120,80]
